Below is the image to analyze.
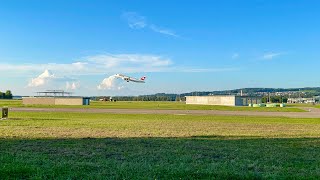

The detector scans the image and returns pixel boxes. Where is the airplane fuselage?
[115,74,146,83]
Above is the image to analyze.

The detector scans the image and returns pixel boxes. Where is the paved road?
[9,107,320,118]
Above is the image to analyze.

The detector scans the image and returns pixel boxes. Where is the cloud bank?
[0,53,172,76]
[0,53,235,77]
[0,52,238,94]
[27,69,80,91]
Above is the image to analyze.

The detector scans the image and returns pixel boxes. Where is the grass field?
[0,100,307,112]
[1,112,320,179]
[287,103,320,108]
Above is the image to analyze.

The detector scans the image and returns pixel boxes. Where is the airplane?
[114,74,146,83]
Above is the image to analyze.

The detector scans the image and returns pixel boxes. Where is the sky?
[1,0,320,96]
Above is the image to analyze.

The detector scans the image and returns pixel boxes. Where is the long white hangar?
[185,95,262,106]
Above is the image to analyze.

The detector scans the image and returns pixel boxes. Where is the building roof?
[36,90,73,97]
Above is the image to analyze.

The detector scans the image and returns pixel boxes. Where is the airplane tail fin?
[140,76,146,81]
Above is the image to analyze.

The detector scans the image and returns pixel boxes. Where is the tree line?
[112,93,184,101]
[0,90,13,99]
[96,87,320,102]
[261,96,288,103]
[94,93,184,101]
[110,94,288,103]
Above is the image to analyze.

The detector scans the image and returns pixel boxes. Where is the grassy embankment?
[1,111,320,179]
[0,100,306,112]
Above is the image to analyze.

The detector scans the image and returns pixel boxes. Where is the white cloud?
[28,69,55,87]
[28,69,80,92]
[0,62,88,75]
[122,12,147,29]
[97,74,124,90]
[232,53,239,59]
[149,25,179,37]
[262,52,284,60]
[71,62,88,70]
[122,11,179,37]
[85,53,172,68]
[66,81,80,90]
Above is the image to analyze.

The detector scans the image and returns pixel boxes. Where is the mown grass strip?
[0,100,306,112]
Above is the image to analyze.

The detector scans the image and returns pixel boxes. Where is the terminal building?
[185,95,262,106]
[22,90,90,106]
[287,97,318,104]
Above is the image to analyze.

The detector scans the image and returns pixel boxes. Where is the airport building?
[185,95,262,106]
[22,90,90,106]
[287,97,318,104]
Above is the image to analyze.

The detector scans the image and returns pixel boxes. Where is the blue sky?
[1,0,320,96]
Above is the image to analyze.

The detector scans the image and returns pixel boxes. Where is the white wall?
[186,96,236,106]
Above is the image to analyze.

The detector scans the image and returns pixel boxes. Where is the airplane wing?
[115,74,130,82]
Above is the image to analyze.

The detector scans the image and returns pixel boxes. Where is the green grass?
[0,100,22,107]
[3,112,320,138]
[286,103,317,107]
[293,103,320,109]
[1,112,320,178]
[286,103,320,109]
[0,100,306,112]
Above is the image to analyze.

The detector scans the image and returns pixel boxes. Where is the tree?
[5,90,12,99]
[261,97,268,103]
[282,97,288,103]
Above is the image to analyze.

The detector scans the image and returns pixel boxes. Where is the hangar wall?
[55,98,83,105]
[23,97,55,105]
[186,96,262,106]
[186,96,236,106]
[23,97,90,105]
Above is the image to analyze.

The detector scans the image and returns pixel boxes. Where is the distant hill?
[178,87,320,97]
[109,87,320,101]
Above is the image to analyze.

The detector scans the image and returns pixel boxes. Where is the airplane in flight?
[114,74,146,83]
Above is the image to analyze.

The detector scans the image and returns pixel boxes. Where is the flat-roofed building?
[185,95,261,106]
[287,98,316,104]
[23,97,90,105]
[22,90,90,106]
